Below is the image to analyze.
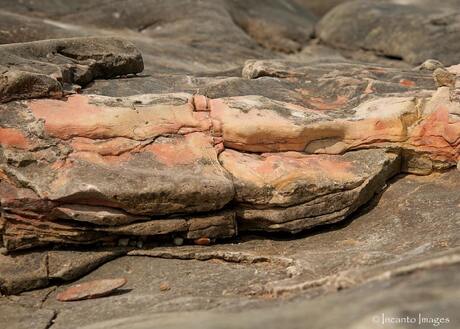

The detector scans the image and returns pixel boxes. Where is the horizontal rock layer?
[0,37,143,103]
[0,33,460,251]
[1,78,460,250]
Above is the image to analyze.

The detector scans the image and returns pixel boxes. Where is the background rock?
[317,0,460,66]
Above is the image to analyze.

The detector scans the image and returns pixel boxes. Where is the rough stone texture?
[293,0,350,17]
[1,55,460,251]
[0,1,459,327]
[0,301,56,329]
[79,263,460,329]
[221,149,400,232]
[0,37,143,102]
[317,0,460,66]
[0,249,125,295]
[0,0,318,75]
[0,251,48,294]
[2,171,459,328]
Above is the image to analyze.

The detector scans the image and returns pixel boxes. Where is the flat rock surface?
[317,0,460,66]
[2,171,459,328]
[80,263,460,329]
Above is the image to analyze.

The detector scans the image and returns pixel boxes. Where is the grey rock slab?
[317,0,460,66]
[79,262,460,329]
[42,256,286,329]
[0,37,144,102]
[0,299,56,329]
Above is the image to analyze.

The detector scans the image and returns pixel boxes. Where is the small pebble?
[118,238,129,247]
[0,247,8,255]
[194,237,211,246]
[159,282,171,291]
[136,240,143,248]
[173,237,184,246]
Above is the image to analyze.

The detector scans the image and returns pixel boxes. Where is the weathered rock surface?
[0,37,143,102]
[1,48,460,251]
[2,171,459,328]
[317,0,460,66]
[0,249,126,295]
[79,262,460,329]
[0,0,318,75]
[293,0,349,17]
[0,3,459,327]
[221,149,400,232]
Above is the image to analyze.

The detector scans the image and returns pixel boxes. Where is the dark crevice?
[44,310,58,329]
[136,20,161,33]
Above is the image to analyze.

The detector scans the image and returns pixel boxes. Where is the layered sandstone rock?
[0,1,459,254]
[1,46,460,251]
[0,2,459,328]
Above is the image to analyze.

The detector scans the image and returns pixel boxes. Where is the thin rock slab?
[221,149,401,232]
[56,277,128,302]
[0,37,143,103]
[0,248,126,295]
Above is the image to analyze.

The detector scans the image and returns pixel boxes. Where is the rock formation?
[0,1,459,328]
[1,36,459,251]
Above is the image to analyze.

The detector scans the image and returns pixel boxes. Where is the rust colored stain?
[56,278,127,302]
[28,94,205,140]
[0,127,30,149]
[409,106,460,161]
[144,133,214,167]
[374,120,386,130]
[228,150,355,183]
[209,98,228,121]
[71,137,140,156]
[194,237,211,245]
[308,95,348,110]
[145,143,199,166]
[399,79,416,88]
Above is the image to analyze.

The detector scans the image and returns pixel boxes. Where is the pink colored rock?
[56,277,127,302]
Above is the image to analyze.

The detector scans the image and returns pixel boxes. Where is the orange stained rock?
[144,132,217,167]
[70,137,141,156]
[447,64,460,75]
[209,96,412,153]
[399,79,416,88]
[56,278,127,302]
[193,94,209,111]
[29,94,210,140]
[220,150,356,190]
[209,98,312,152]
[409,105,460,161]
[71,137,141,156]
[0,127,30,149]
